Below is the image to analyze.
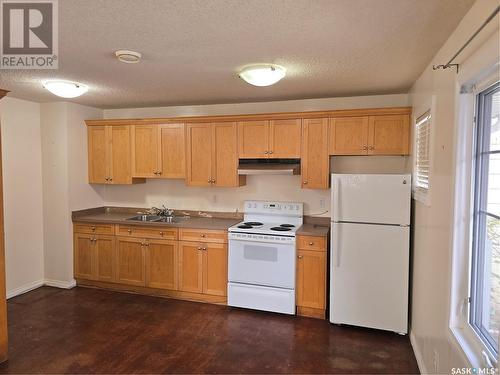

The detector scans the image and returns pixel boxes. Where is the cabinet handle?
[91,226,96,231]
[200,234,206,238]
[109,177,113,182]
[202,247,207,251]
[303,181,308,185]
[211,179,216,183]
[269,150,273,154]
[197,247,202,250]
[298,255,303,259]
[105,177,109,181]
[159,231,164,236]
[207,179,212,183]
[127,229,132,234]
[362,145,368,150]
[264,151,269,154]
[145,243,149,247]
[309,242,314,245]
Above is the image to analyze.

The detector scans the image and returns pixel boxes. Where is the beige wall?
[41,102,104,286]
[408,0,499,372]
[0,97,45,296]
[100,94,410,215]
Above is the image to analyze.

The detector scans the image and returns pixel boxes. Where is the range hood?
[238,159,301,175]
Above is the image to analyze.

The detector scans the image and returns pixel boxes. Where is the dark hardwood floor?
[0,287,419,374]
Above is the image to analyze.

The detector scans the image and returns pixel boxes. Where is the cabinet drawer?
[73,222,114,235]
[297,236,326,251]
[179,228,227,244]
[116,225,178,240]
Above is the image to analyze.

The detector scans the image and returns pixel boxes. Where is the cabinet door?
[237,120,269,158]
[74,233,95,280]
[269,119,302,158]
[296,249,326,309]
[329,117,369,155]
[159,123,185,179]
[116,237,146,286]
[301,118,329,189]
[131,125,159,177]
[178,241,203,293]
[87,126,109,184]
[146,239,178,290]
[203,243,227,296]
[212,122,243,187]
[186,123,212,186]
[109,125,132,184]
[368,115,410,155]
[95,235,116,282]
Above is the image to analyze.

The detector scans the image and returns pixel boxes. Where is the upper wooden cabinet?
[131,124,185,178]
[238,119,301,158]
[329,117,369,155]
[368,115,410,155]
[329,114,410,156]
[301,118,329,189]
[88,125,142,184]
[186,122,245,187]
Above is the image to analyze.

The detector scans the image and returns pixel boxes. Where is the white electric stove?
[227,200,303,315]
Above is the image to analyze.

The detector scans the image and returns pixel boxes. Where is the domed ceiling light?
[42,80,88,98]
[239,64,286,86]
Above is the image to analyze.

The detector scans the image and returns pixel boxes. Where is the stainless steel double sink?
[126,215,188,223]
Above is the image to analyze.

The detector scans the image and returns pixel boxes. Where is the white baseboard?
[7,278,77,299]
[43,279,76,289]
[6,279,45,299]
[410,330,429,374]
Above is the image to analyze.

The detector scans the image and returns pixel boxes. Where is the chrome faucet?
[148,205,174,217]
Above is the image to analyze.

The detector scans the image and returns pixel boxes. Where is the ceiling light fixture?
[239,64,286,87]
[115,50,142,63]
[42,80,88,98]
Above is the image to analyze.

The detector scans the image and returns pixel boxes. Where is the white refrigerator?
[330,173,411,334]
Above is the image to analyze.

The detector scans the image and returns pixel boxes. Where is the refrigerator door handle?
[332,226,341,267]
[333,177,340,220]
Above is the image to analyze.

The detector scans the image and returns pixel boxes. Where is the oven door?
[228,239,296,289]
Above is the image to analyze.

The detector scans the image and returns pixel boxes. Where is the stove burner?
[280,224,295,228]
[244,222,263,226]
[270,226,292,232]
[237,224,253,229]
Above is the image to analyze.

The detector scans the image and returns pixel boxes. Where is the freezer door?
[330,222,409,333]
[331,173,411,225]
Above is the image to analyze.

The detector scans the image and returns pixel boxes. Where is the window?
[414,111,431,204]
[470,81,500,358]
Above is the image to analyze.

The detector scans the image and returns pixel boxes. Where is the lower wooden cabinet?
[179,241,227,296]
[74,233,116,282]
[178,241,203,293]
[74,224,228,302]
[146,239,178,290]
[74,233,94,280]
[116,237,146,287]
[296,235,327,319]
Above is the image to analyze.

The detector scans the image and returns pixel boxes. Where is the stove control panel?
[229,232,296,244]
[244,200,303,216]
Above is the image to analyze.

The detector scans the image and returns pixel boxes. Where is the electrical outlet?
[433,349,439,373]
[320,198,325,209]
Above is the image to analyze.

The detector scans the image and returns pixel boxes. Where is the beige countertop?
[73,207,331,234]
[296,224,330,237]
[72,207,241,230]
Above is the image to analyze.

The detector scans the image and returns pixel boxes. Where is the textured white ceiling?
[0,0,474,109]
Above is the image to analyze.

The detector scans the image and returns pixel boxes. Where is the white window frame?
[450,29,500,369]
[412,96,436,207]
